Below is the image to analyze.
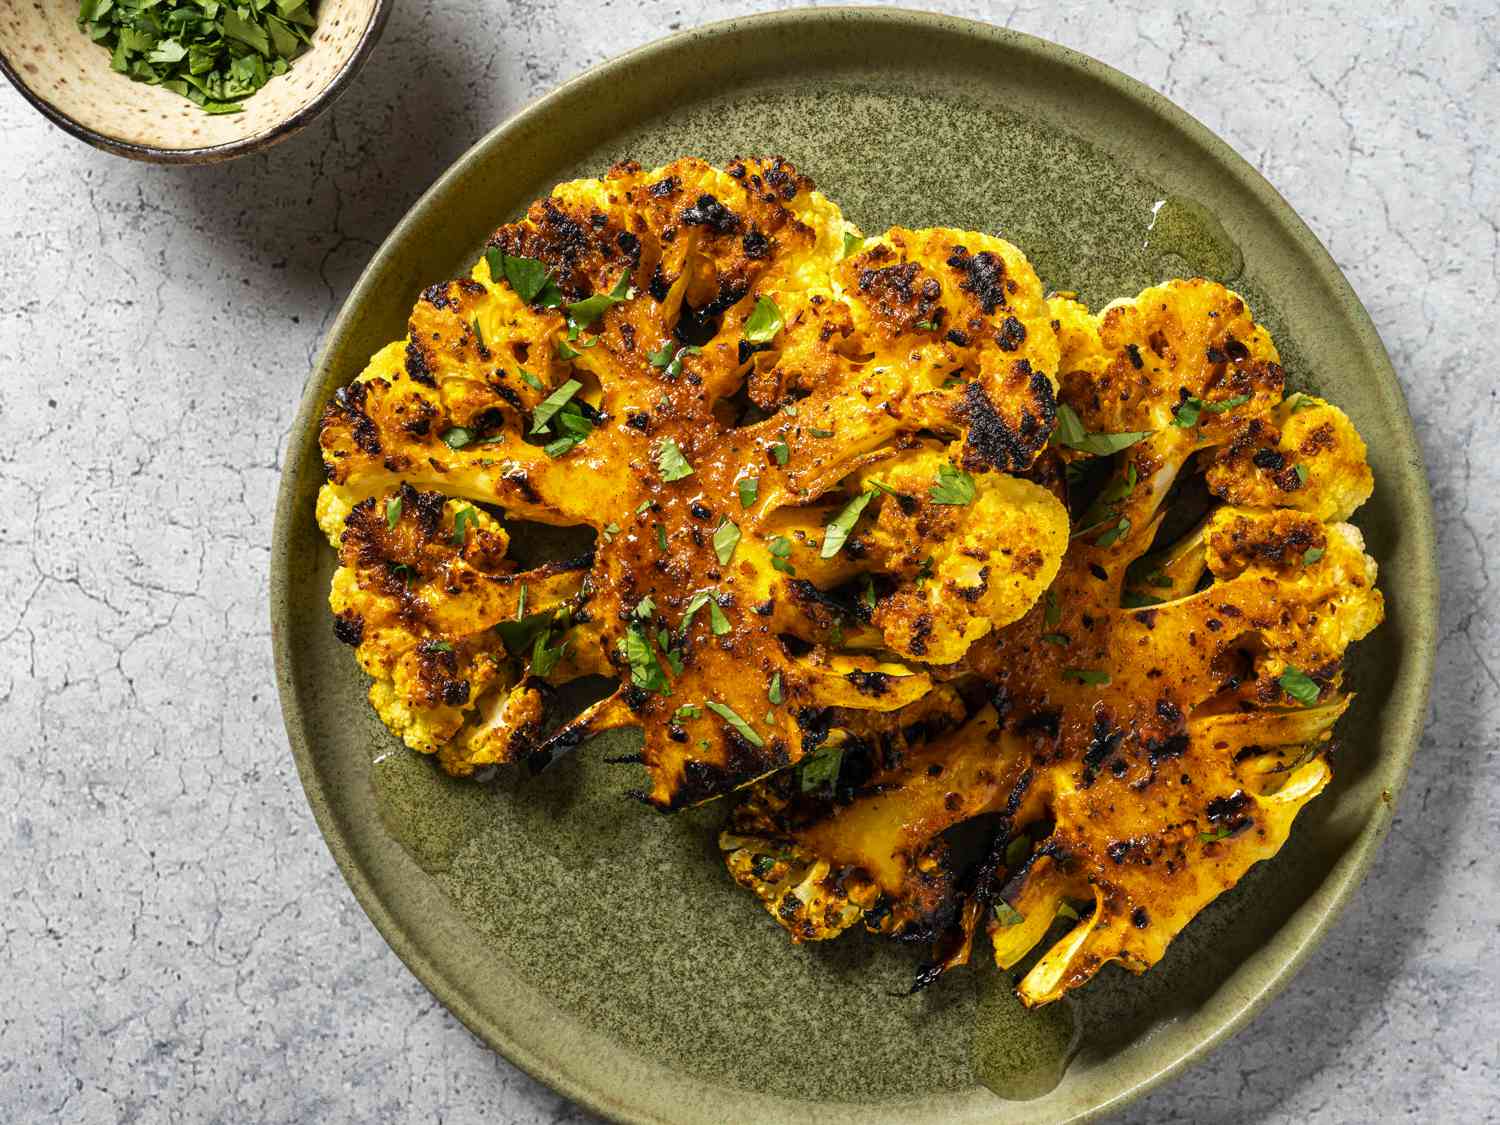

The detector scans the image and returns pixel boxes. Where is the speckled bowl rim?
[270,8,1438,1122]
[0,0,391,164]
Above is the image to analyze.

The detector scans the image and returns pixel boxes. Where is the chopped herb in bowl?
[76,0,320,115]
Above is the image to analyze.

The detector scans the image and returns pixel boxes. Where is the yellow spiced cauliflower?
[314,159,1383,1008]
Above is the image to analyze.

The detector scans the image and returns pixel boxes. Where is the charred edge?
[844,670,890,697]
[945,246,1008,314]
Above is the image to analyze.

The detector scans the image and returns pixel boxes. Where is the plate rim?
[269,7,1439,1122]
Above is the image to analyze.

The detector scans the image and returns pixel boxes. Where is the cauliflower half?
[317,156,1069,810]
[719,279,1383,1005]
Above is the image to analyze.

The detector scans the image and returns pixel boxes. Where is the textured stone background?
[1,1,1495,1121]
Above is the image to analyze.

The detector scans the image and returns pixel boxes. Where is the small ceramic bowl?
[0,0,389,163]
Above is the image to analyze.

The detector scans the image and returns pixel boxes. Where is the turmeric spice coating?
[315,158,1382,1005]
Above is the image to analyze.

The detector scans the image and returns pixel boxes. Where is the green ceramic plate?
[271,9,1437,1122]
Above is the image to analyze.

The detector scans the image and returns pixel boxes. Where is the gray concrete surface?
[1,1,1495,1121]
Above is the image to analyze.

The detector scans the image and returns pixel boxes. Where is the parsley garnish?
[993,902,1026,927]
[705,701,764,747]
[742,296,784,344]
[1051,403,1151,456]
[472,316,486,352]
[713,518,741,565]
[1293,463,1309,486]
[601,521,620,543]
[620,622,672,694]
[1171,393,1251,428]
[451,506,478,545]
[77,0,318,114]
[484,248,564,308]
[1288,393,1320,413]
[426,640,453,653]
[1278,666,1320,706]
[769,440,790,466]
[674,704,701,721]
[708,601,731,636]
[1303,546,1324,565]
[1063,667,1111,685]
[860,574,877,609]
[680,591,712,635]
[441,426,472,449]
[797,744,843,791]
[518,368,544,391]
[809,427,834,439]
[1093,516,1132,548]
[768,672,783,705]
[929,462,976,505]
[737,476,759,508]
[647,341,702,379]
[565,272,633,335]
[768,536,796,575]
[655,438,694,482]
[516,583,528,621]
[385,496,402,530]
[655,524,668,551]
[530,628,567,677]
[821,491,875,558]
[530,379,582,435]
[1199,825,1235,844]
[842,230,863,258]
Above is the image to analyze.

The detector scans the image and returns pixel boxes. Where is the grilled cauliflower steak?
[317,156,1069,811]
[720,279,1383,1005]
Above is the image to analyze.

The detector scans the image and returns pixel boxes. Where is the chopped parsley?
[705,700,764,747]
[1093,516,1132,548]
[601,521,620,543]
[530,627,567,677]
[742,296,784,344]
[518,368,544,391]
[530,379,582,435]
[655,524,669,551]
[842,230,863,258]
[1278,666,1321,706]
[655,438,694,482]
[484,249,564,308]
[1199,825,1235,844]
[385,495,402,530]
[565,272,633,335]
[620,622,672,694]
[441,426,473,449]
[737,476,759,508]
[708,601,731,636]
[1303,546,1325,565]
[647,341,702,379]
[768,672,783,705]
[797,744,843,792]
[1288,393,1321,413]
[860,574,877,609]
[993,902,1026,928]
[1293,463,1309,486]
[821,490,876,559]
[929,462,976,505]
[426,640,454,653]
[713,518,741,565]
[674,704,702,721]
[809,427,834,439]
[769,440,790,466]
[768,536,796,575]
[1051,403,1151,456]
[1063,667,1111,686]
[1171,393,1251,428]
[77,0,318,114]
[451,506,478,544]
